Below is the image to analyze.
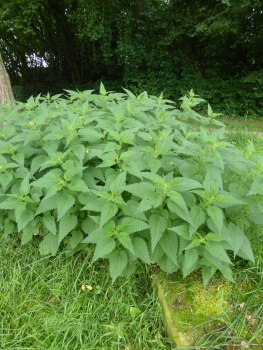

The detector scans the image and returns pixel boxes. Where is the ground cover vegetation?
[1,85,263,287]
[0,0,263,116]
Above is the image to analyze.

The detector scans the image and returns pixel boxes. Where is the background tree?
[0,0,262,116]
[0,51,15,107]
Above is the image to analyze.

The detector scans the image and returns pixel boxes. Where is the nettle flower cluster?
[0,84,263,284]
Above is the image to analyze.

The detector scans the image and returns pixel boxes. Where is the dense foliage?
[0,85,263,284]
[0,0,263,116]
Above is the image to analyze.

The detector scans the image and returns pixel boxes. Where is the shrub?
[0,84,262,284]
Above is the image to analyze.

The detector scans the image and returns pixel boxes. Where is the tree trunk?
[0,52,15,108]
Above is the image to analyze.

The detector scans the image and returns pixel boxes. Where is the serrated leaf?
[190,206,206,230]
[36,196,58,215]
[43,214,56,234]
[218,265,235,283]
[121,200,147,221]
[136,192,163,212]
[109,250,128,282]
[228,223,245,257]
[110,171,126,194]
[100,202,118,228]
[207,206,223,233]
[20,175,30,196]
[117,232,134,254]
[67,178,90,192]
[56,192,75,220]
[184,238,200,250]
[133,237,150,264]
[169,177,203,192]
[0,196,20,209]
[31,168,62,188]
[17,210,34,232]
[214,192,243,208]
[21,222,39,245]
[169,224,191,240]
[183,249,199,277]
[39,233,60,255]
[159,230,178,264]
[125,182,155,198]
[81,217,97,234]
[205,241,232,265]
[237,236,254,263]
[70,230,83,249]
[58,213,78,242]
[0,173,13,190]
[120,216,149,234]
[92,236,116,262]
[167,194,192,225]
[149,214,167,250]
[202,266,216,286]
[82,197,107,212]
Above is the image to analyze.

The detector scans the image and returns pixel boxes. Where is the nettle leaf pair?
[0,83,263,285]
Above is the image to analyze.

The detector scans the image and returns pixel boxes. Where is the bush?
[0,84,262,284]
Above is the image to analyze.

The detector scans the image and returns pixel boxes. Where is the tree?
[0,51,15,107]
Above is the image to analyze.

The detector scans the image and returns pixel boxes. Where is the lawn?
[0,240,170,349]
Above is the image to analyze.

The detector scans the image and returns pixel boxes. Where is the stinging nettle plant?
[0,83,263,285]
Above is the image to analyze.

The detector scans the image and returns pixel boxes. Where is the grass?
[0,239,171,350]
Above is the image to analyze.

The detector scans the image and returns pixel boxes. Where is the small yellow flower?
[86,149,90,154]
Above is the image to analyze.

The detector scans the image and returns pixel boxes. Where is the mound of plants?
[0,84,263,284]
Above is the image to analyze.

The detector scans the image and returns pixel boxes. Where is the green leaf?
[117,232,134,254]
[169,177,203,192]
[183,249,199,277]
[82,197,107,212]
[214,192,243,208]
[205,241,232,265]
[43,214,56,234]
[207,206,223,233]
[159,230,178,265]
[0,196,21,210]
[81,217,97,234]
[70,230,83,249]
[218,265,235,283]
[120,217,149,234]
[100,202,118,228]
[190,206,206,230]
[17,210,34,232]
[39,233,60,256]
[149,214,167,250]
[125,182,155,198]
[36,196,58,215]
[169,224,191,240]
[56,192,75,220]
[237,236,254,263]
[31,169,62,188]
[136,192,163,212]
[58,213,78,242]
[110,171,126,194]
[202,266,217,286]
[0,173,13,190]
[20,175,30,196]
[228,223,245,257]
[184,238,200,250]
[133,237,150,264]
[167,191,192,224]
[67,178,90,192]
[109,250,128,282]
[121,200,147,221]
[92,236,116,262]
[21,222,39,245]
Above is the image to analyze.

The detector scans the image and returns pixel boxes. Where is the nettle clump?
[1,84,263,284]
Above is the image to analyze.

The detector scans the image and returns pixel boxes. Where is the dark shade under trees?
[0,0,262,115]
